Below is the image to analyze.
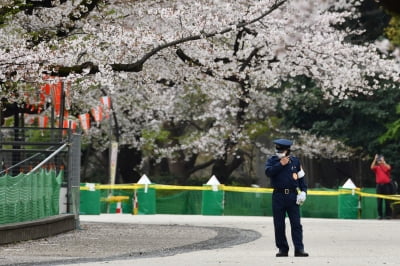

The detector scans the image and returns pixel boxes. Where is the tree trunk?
[211,150,244,184]
[117,145,142,183]
[167,154,198,185]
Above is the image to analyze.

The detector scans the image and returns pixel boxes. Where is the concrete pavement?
[75,214,400,266]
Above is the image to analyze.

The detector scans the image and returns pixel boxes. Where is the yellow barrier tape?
[358,191,400,201]
[80,184,142,190]
[79,184,400,200]
[220,186,273,193]
[152,184,209,191]
[307,190,341,196]
[80,184,213,191]
[96,184,142,190]
[100,196,130,202]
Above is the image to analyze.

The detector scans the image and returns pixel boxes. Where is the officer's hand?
[296,191,306,205]
[280,156,290,166]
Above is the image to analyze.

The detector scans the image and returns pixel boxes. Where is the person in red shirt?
[370,154,392,219]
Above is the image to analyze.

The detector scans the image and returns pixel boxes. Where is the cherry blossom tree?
[1,0,399,183]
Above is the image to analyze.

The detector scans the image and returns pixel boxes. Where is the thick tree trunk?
[167,154,197,185]
[117,146,142,183]
[211,150,244,184]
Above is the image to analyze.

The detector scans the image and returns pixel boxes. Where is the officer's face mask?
[275,150,286,158]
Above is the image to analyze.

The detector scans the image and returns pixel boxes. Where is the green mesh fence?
[0,169,63,225]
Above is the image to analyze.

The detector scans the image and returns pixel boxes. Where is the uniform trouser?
[376,183,392,217]
[272,192,304,252]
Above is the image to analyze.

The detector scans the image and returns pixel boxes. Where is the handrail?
[28,143,68,174]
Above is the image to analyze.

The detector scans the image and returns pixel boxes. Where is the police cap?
[273,138,293,150]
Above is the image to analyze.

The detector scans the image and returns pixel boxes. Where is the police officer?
[265,138,309,257]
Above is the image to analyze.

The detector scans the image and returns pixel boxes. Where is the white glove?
[296,191,306,205]
[297,168,305,178]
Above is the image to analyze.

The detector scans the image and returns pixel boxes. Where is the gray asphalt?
[1,214,399,266]
[79,214,399,266]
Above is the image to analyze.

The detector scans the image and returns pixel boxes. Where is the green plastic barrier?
[156,190,201,214]
[96,189,133,214]
[80,183,101,215]
[137,187,156,214]
[201,186,224,215]
[74,183,398,218]
[224,191,272,216]
[100,190,109,213]
[338,188,359,219]
[360,188,378,219]
[302,189,338,218]
[116,190,134,214]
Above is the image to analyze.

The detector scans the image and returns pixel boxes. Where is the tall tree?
[1,0,399,184]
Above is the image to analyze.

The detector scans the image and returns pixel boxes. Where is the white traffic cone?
[115,201,122,214]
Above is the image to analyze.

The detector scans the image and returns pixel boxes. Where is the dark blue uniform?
[265,154,307,254]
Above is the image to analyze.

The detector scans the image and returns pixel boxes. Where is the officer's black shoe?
[294,250,309,257]
[276,250,288,257]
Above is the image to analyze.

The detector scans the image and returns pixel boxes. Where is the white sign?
[110,141,118,185]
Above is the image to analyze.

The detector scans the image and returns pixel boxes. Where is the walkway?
[1,214,399,265]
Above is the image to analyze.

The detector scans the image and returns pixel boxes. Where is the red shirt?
[371,164,391,184]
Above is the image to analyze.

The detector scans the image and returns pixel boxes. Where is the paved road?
[79,214,399,266]
[1,214,399,266]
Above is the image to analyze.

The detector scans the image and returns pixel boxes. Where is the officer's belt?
[273,188,297,194]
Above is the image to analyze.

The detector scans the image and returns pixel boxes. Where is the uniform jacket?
[265,155,307,192]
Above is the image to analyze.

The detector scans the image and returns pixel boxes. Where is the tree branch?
[48,0,287,76]
[188,158,216,175]
[28,0,104,45]
[239,47,260,71]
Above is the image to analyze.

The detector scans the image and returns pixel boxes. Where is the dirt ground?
[0,221,259,266]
